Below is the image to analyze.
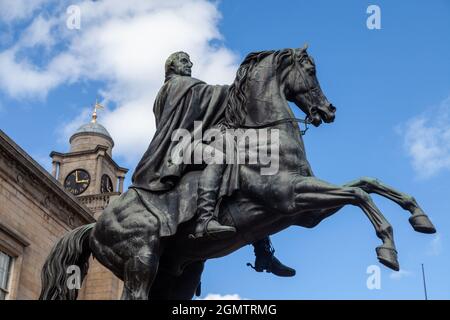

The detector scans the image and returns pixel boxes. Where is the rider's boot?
[193,164,236,239]
[250,237,296,277]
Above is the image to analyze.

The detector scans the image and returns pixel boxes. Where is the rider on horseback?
[132,51,295,277]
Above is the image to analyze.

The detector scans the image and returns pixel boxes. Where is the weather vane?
[91,98,104,123]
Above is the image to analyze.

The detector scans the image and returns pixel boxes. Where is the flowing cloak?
[129,75,239,237]
[131,74,230,191]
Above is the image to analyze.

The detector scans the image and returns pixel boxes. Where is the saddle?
[131,165,239,238]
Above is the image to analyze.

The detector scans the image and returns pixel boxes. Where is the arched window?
[100,174,114,193]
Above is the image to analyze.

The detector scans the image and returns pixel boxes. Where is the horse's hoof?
[376,246,399,271]
[409,214,436,234]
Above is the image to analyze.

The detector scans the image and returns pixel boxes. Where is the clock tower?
[50,103,128,218]
[50,102,128,300]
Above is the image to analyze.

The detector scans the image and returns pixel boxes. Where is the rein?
[237,116,311,135]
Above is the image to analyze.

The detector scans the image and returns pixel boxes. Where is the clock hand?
[75,171,89,183]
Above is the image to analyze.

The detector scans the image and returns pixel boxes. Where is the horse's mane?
[223,49,292,128]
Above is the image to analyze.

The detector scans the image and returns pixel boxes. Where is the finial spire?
[91,99,104,123]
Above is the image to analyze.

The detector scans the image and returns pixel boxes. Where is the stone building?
[0,105,128,300]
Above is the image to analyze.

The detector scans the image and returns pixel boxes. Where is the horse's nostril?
[329,104,336,112]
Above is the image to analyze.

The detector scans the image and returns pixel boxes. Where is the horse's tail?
[39,223,95,300]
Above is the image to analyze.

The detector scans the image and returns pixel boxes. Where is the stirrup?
[189,217,213,239]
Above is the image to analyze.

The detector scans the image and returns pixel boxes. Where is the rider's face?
[172,54,193,76]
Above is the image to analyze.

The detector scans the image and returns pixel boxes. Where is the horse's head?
[284,45,336,127]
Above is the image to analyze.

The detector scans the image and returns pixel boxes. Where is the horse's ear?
[301,43,309,52]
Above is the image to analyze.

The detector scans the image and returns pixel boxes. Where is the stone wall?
[0,130,95,299]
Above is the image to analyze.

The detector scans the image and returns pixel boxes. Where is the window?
[0,251,12,300]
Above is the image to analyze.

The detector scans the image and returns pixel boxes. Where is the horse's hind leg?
[344,177,436,234]
[294,177,399,271]
[121,235,160,300]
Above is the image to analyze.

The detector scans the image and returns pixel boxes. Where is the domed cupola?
[50,99,128,205]
[69,102,114,156]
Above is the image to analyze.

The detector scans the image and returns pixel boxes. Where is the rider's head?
[165,51,193,78]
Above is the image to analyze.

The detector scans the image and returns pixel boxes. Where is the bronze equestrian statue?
[39,45,436,300]
[130,51,293,277]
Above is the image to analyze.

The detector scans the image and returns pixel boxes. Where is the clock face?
[100,174,114,193]
[64,169,90,195]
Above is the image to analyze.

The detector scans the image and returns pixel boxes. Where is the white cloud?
[0,0,50,23]
[401,96,450,178]
[389,269,413,280]
[18,14,58,48]
[0,48,61,99]
[0,0,239,164]
[200,293,243,300]
[427,234,442,256]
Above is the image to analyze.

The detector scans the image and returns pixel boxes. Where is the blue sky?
[0,0,449,299]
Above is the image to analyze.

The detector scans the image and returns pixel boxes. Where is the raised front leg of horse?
[292,176,400,271]
[343,177,436,234]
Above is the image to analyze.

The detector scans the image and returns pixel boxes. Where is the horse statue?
[39,45,436,300]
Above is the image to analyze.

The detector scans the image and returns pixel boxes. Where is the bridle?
[236,49,320,136]
[239,116,311,135]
